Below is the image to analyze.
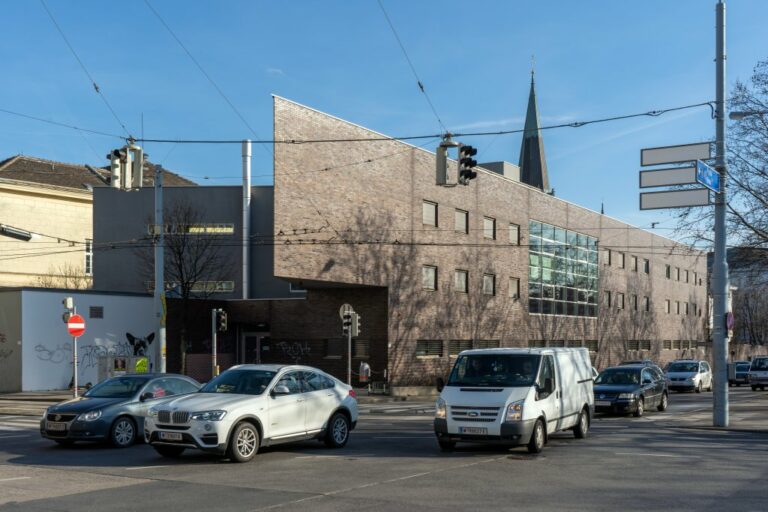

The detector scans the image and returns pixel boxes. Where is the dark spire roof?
[518,72,550,191]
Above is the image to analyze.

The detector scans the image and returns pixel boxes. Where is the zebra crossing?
[0,415,41,433]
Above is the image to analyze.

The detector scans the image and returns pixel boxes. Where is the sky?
[1,0,766,241]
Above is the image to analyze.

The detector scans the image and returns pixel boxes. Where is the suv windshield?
[595,369,640,385]
[736,363,750,371]
[85,377,149,398]
[447,354,540,387]
[200,369,277,395]
[668,362,699,373]
[751,359,768,371]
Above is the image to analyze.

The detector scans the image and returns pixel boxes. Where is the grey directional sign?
[640,189,710,210]
[639,166,697,188]
[641,142,713,167]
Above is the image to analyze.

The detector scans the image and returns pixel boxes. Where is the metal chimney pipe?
[242,140,252,299]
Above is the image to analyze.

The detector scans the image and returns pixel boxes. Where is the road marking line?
[0,434,34,439]
[125,465,169,471]
[372,436,435,439]
[0,477,31,482]
[615,452,702,458]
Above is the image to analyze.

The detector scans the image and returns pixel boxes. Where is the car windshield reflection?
[447,354,541,387]
[200,370,277,395]
[85,377,150,398]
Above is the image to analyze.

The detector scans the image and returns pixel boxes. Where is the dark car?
[41,374,200,447]
[619,359,655,367]
[728,361,751,387]
[593,365,668,417]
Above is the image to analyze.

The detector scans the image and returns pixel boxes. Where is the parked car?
[594,365,668,417]
[748,357,768,391]
[728,361,751,387]
[40,374,201,447]
[665,360,713,393]
[145,364,358,463]
[434,348,594,454]
[619,359,655,367]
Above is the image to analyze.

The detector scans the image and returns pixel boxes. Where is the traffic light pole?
[72,306,78,398]
[211,308,218,378]
[347,326,352,386]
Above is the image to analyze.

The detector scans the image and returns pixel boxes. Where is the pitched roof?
[518,73,550,192]
[0,155,196,191]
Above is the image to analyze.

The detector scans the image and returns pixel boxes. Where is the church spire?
[518,71,550,191]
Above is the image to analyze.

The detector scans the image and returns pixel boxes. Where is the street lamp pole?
[712,0,729,427]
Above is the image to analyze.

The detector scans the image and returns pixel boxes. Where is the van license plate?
[159,432,183,441]
[46,421,66,431]
[459,427,487,435]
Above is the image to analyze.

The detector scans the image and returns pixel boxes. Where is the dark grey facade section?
[93,186,296,300]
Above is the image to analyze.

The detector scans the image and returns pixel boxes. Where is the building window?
[85,239,93,276]
[675,267,680,281]
[416,340,443,357]
[454,270,468,293]
[631,256,638,272]
[422,265,437,290]
[566,340,582,348]
[352,339,370,358]
[665,265,671,279]
[148,223,235,235]
[448,340,473,356]
[643,259,650,274]
[550,340,565,348]
[676,301,681,315]
[324,338,343,359]
[422,200,438,227]
[509,277,520,299]
[509,223,520,245]
[475,340,501,349]
[618,252,625,269]
[694,272,698,284]
[663,340,672,350]
[627,340,640,351]
[672,340,682,349]
[665,299,671,314]
[616,292,625,310]
[692,303,697,316]
[685,270,689,283]
[631,294,638,311]
[482,274,496,295]
[483,217,496,240]
[644,296,650,312]
[528,220,599,318]
[639,340,651,351]
[454,209,468,234]
[604,248,612,265]
[685,302,689,315]
[289,283,306,293]
[89,306,103,319]
[605,291,612,307]
[584,340,598,352]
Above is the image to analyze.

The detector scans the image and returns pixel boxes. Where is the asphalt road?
[0,388,766,512]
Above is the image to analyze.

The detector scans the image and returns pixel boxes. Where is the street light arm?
[729,110,768,120]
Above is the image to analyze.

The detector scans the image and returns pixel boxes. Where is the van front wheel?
[573,409,589,439]
[527,419,545,454]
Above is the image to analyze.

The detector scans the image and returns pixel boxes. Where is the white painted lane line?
[124,465,169,471]
[0,434,34,439]
[372,436,435,439]
[0,477,31,482]
[615,452,702,458]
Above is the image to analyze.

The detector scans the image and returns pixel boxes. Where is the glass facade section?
[528,220,599,317]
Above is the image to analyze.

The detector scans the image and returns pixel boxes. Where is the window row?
[527,339,599,352]
[324,338,370,358]
[661,340,700,350]
[664,265,703,286]
[604,291,651,312]
[422,200,520,244]
[603,249,650,274]
[663,300,701,316]
[422,266,520,298]
[416,339,501,358]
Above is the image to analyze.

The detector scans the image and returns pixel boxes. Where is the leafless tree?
[36,262,91,289]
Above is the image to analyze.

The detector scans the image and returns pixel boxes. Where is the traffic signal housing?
[215,309,228,332]
[342,312,353,336]
[458,144,478,185]
[351,313,361,337]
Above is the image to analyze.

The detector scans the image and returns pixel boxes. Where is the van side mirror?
[139,392,154,402]
[436,377,445,393]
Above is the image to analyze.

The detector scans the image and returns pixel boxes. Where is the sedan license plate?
[159,432,183,441]
[46,421,67,431]
[595,400,612,407]
[459,426,488,435]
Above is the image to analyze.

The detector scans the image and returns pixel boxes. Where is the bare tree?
[136,199,234,373]
[733,285,768,346]
[36,262,91,289]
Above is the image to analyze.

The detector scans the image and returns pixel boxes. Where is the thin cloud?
[265,67,285,76]
[453,114,576,131]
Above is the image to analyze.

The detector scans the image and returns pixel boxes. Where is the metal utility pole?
[72,305,78,398]
[154,164,167,373]
[242,140,251,299]
[211,308,218,378]
[712,0,729,427]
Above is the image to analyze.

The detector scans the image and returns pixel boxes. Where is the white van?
[434,347,594,453]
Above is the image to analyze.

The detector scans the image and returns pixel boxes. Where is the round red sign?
[67,314,86,337]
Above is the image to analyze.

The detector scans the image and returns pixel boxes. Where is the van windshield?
[447,354,541,387]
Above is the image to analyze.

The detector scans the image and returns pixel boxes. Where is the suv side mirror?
[436,377,445,393]
[139,392,154,402]
[272,385,290,396]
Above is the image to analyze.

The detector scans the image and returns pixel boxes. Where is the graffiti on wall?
[276,341,311,363]
[34,341,134,369]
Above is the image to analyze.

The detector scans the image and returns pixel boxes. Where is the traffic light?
[215,309,228,332]
[351,313,361,337]
[62,296,73,323]
[342,312,353,336]
[458,144,478,185]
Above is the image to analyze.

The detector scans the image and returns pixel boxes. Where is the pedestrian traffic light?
[458,144,478,185]
[216,309,228,332]
[351,313,361,337]
[342,312,353,336]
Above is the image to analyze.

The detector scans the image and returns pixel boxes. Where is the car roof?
[602,365,646,371]
[671,359,701,363]
[227,364,330,373]
[459,347,586,356]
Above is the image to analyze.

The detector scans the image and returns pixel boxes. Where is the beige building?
[0,155,193,288]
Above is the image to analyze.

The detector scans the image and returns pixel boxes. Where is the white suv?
[145,364,358,462]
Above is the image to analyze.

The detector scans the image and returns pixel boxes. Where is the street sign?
[339,303,354,319]
[696,160,721,193]
[67,314,86,337]
[639,166,697,188]
[640,189,710,210]
[641,142,713,167]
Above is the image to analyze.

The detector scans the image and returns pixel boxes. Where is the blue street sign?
[696,160,720,193]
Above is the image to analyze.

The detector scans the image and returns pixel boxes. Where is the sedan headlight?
[190,410,227,421]
[79,410,102,422]
[435,398,446,419]
[617,393,636,400]
[505,400,524,422]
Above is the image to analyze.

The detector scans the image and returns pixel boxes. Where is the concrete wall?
[19,290,154,391]
[0,182,92,287]
[0,291,22,392]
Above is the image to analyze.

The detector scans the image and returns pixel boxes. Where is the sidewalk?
[660,392,768,434]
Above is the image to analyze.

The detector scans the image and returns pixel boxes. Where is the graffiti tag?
[276,341,311,362]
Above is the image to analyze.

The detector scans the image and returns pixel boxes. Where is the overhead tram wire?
[142,0,270,156]
[39,0,132,138]
[376,0,448,134]
[0,107,124,140]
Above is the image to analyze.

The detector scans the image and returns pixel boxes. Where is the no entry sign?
[67,314,86,337]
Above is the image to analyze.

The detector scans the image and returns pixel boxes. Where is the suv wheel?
[324,412,351,448]
[227,422,260,463]
[110,417,136,448]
